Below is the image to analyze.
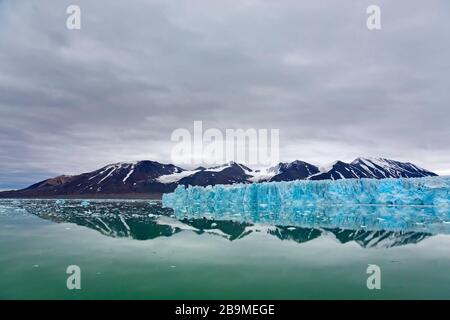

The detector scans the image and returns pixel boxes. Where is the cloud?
[0,0,449,188]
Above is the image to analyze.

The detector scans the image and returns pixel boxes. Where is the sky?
[0,0,449,190]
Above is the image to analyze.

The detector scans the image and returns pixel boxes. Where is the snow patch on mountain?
[247,171,276,183]
[204,161,250,173]
[318,161,340,174]
[158,169,200,183]
[123,164,135,183]
[98,166,118,184]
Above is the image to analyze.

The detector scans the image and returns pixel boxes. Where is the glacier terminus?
[162,177,450,234]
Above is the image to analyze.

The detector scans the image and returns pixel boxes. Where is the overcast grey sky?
[0,0,449,189]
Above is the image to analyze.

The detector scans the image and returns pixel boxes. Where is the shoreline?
[0,193,163,200]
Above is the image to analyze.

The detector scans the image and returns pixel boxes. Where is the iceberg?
[162,177,450,233]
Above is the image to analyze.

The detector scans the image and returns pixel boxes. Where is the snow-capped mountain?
[3,161,184,198]
[309,158,437,180]
[171,161,253,186]
[350,157,437,178]
[269,160,320,182]
[0,157,437,198]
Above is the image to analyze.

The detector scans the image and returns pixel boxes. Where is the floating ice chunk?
[81,200,90,207]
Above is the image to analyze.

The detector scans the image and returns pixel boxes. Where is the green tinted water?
[0,200,449,299]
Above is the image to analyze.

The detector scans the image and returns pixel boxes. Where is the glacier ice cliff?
[162,177,450,233]
[163,177,450,208]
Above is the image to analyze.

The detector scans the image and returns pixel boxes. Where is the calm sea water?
[1,199,449,299]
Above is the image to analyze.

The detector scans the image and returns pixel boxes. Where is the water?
[1,199,450,299]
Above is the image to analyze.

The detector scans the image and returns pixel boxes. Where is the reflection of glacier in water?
[1,198,449,248]
[162,176,450,234]
[168,204,450,235]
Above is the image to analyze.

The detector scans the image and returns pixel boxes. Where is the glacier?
[162,177,450,233]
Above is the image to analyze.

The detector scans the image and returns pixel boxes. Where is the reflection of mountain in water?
[4,199,443,249]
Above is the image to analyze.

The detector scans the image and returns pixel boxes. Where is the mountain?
[350,157,437,178]
[0,157,437,198]
[269,160,320,182]
[309,158,437,180]
[1,161,183,198]
[177,162,253,186]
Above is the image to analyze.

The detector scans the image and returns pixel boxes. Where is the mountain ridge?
[0,157,438,198]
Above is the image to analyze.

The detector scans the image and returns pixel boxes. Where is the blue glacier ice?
[163,177,450,208]
[162,177,450,233]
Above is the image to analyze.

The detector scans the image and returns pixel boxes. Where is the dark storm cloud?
[0,0,449,189]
